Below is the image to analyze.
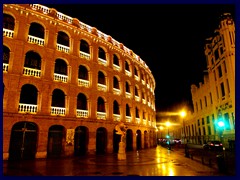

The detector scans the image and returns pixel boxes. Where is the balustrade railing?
[51,106,66,116]
[113,88,121,95]
[76,109,88,118]
[135,118,140,124]
[113,64,120,71]
[3,28,14,38]
[134,75,140,81]
[78,79,90,87]
[3,63,8,72]
[30,4,50,14]
[113,114,121,121]
[126,116,132,122]
[125,70,131,77]
[57,44,70,53]
[98,58,107,66]
[18,103,37,113]
[125,92,131,98]
[97,112,106,120]
[23,67,41,77]
[143,119,147,125]
[97,83,107,92]
[80,51,90,60]
[27,35,45,46]
[57,12,73,24]
[54,73,68,83]
[135,96,140,101]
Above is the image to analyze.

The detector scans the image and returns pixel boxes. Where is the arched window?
[125,81,130,93]
[126,104,131,116]
[77,93,87,110]
[113,100,120,114]
[113,76,119,89]
[28,22,44,39]
[125,60,130,71]
[97,97,105,112]
[51,89,65,107]
[134,66,138,76]
[3,13,15,30]
[98,71,106,85]
[55,59,67,75]
[78,65,88,80]
[135,86,139,97]
[19,84,38,104]
[135,107,139,118]
[80,39,89,53]
[3,45,10,64]
[57,31,69,46]
[98,47,106,60]
[24,51,41,69]
[113,54,119,66]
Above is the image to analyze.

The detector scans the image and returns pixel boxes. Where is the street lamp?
[166,121,171,150]
[180,110,186,143]
[180,110,189,157]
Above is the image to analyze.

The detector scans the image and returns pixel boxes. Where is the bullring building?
[3,4,156,160]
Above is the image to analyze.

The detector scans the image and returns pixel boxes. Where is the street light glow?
[180,110,186,118]
[166,121,171,127]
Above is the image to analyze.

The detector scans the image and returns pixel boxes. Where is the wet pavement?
[3,145,235,176]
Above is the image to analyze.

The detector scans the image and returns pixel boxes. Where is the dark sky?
[43,3,235,112]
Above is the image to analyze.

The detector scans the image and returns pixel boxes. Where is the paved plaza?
[3,145,235,176]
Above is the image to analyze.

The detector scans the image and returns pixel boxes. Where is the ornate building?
[3,4,156,160]
[186,13,235,146]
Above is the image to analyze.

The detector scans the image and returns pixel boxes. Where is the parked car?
[174,139,181,144]
[203,141,223,151]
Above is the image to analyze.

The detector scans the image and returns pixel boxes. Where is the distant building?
[188,13,235,147]
[3,4,156,160]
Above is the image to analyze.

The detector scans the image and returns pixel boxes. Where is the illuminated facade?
[186,13,235,146]
[3,4,156,160]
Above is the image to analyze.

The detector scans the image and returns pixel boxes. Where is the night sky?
[43,3,235,112]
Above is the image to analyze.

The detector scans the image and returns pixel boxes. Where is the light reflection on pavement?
[3,145,225,176]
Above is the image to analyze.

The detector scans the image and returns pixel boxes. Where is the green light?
[218,121,225,127]
[166,135,170,138]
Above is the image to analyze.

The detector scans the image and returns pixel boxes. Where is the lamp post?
[180,110,189,157]
[166,121,171,150]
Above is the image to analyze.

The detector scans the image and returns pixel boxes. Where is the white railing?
[134,75,140,81]
[143,119,147,125]
[57,12,73,24]
[97,83,107,92]
[147,84,150,89]
[78,79,90,87]
[27,35,45,46]
[148,102,151,107]
[80,51,90,60]
[98,58,107,66]
[136,118,140,124]
[113,88,121,95]
[30,4,50,14]
[113,64,120,71]
[152,121,156,127]
[3,28,14,38]
[125,92,131,98]
[97,112,106,120]
[135,96,140,102]
[23,67,41,77]
[126,116,132,122]
[18,103,37,113]
[3,63,8,72]
[76,109,88,118]
[57,44,70,53]
[97,30,108,41]
[142,99,146,104]
[51,106,66,116]
[142,80,145,85]
[148,121,152,126]
[113,114,121,121]
[125,70,131,77]
[54,73,68,83]
[79,21,92,33]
